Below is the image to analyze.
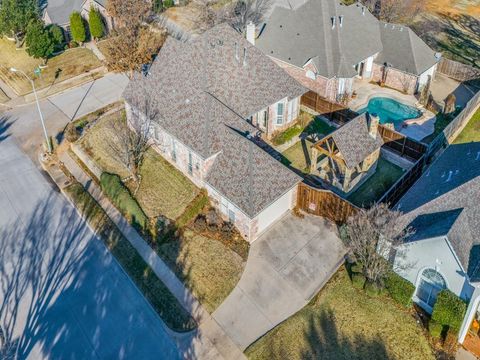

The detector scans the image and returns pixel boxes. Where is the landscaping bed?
[245,267,435,360]
[63,181,196,332]
[347,157,405,208]
[0,38,102,95]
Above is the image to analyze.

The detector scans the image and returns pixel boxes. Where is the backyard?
[453,107,480,143]
[281,139,314,173]
[76,110,247,313]
[347,157,405,208]
[245,267,435,360]
[0,38,103,95]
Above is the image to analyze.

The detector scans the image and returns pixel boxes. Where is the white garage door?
[256,189,294,236]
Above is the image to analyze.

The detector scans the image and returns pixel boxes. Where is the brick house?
[42,0,113,38]
[123,24,308,242]
[255,0,439,102]
[310,113,383,193]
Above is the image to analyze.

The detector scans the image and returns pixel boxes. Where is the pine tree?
[25,19,55,63]
[88,7,104,40]
[69,12,86,44]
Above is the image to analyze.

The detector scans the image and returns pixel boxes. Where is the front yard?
[0,38,102,95]
[75,110,247,313]
[347,157,405,207]
[79,111,199,219]
[245,267,435,360]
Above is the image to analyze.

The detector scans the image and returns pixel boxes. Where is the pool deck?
[350,79,436,142]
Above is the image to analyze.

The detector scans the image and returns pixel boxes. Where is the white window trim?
[276,102,284,125]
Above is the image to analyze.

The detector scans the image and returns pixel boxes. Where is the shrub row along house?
[255,0,439,102]
[123,24,308,242]
[42,0,113,36]
[393,141,480,344]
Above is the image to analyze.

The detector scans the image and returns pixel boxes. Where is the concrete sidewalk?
[59,151,245,360]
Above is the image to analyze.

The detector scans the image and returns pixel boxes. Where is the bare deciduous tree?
[103,26,166,78]
[218,0,273,34]
[399,70,412,94]
[107,0,152,28]
[341,203,413,285]
[444,93,456,114]
[108,94,158,189]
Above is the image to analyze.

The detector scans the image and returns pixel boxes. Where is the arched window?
[416,268,446,308]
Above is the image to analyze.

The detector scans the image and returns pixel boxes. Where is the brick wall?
[372,63,418,94]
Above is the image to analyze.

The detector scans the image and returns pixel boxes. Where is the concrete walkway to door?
[212,213,346,350]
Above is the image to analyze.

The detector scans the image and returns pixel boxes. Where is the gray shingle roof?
[44,0,85,25]
[397,142,480,280]
[330,113,383,169]
[123,24,303,218]
[376,22,438,75]
[257,0,437,78]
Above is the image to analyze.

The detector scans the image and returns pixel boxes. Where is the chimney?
[243,47,247,67]
[246,21,255,45]
[331,16,336,29]
[234,42,239,62]
[339,15,344,27]
[368,113,379,139]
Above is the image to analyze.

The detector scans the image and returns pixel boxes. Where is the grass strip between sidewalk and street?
[63,181,197,332]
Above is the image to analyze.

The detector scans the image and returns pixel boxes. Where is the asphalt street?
[0,137,180,359]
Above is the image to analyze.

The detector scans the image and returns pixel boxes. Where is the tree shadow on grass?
[301,308,391,360]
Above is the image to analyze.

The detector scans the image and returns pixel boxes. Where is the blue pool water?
[358,97,422,125]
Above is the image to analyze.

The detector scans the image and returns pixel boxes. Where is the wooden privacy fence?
[378,125,427,161]
[428,89,480,158]
[301,91,357,125]
[437,58,480,82]
[297,182,358,224]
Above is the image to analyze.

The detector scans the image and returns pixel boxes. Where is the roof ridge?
[406,27,420,74]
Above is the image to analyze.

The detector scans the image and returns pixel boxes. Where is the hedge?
[385,271,415,307]
[352,273,366,289]
[429,320,444,338]
[100,172,148,231]
[431,289,467,331]
[176,189,209,228]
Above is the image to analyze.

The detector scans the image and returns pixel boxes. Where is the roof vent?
[234,42,239,62]
[331,16,336,29]
[339,15,344,27]
[246,131,252,139]
[362,6,365,15]
[243,47,247,67]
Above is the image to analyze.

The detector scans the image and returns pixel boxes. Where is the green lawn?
[63,182,196,332]
[246,268,435,360]
[281,139,314,173]
[158,229,245,313]
[347,157,405,208]
[0,38,102,95]
[305,116,337,137]
[79,111,199,220]
[453,108,480,144]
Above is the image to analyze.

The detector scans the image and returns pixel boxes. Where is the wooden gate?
[297,183,358,224]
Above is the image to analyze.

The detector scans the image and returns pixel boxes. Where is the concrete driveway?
[0,138,179,359]
[212,213,345,350]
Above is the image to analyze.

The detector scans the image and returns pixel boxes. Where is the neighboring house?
[123,24,308,242]
[310,112,383,193]
[42,0,113,38]
[393,141,480,344]
[255,0,439,103]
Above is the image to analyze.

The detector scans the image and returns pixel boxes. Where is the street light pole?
[10,67,52,153]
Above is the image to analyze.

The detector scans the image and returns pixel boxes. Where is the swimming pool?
[358,97,422,125]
